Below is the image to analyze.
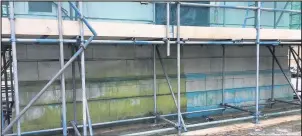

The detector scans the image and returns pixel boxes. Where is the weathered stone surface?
[16,45,291,131]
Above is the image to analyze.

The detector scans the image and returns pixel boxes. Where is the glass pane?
[155,2,210,26]
[28,2,52,13]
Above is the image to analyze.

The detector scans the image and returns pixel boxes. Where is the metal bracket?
[76,36,86,50]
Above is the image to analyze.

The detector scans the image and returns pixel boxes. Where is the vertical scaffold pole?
[166,2,170,56]
[176,2,182,135]
[299,44,302,96]
[0,58,1,134]
[289,46,292,68]
[9,1,21,135]
[272,1,276,106]
[0,2,2,132]
[255,1,261,124]
[78,2,87,136]
[273,2,276,28]
[74,46,93,136]
[222,45,225,105]
[57,2,67,135]
[71,45,77,124]
[85,99,93,136]
[296,46,300,92]
[153,45,157,123]
[271,46,275,107]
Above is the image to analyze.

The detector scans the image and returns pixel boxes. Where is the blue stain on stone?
[185,84,291,118]
[186,105,223,118]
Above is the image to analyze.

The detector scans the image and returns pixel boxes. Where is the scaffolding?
[0,1,301,136]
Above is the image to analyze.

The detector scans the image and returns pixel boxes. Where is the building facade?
[1,1,301,133]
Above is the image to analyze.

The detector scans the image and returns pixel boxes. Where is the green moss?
[157,94,187,114]
[157,78,186,95]
[19,83,59,106]
[16,92,188,131]
[65,100,111,123]
[16,59,185,131]
[14,106,61,132]
[110,97,153,120]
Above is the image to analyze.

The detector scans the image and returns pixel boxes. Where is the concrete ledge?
[2,18,301,40]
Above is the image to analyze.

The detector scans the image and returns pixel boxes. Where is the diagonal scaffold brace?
[155,45,188,132]
[1,2,98,135]
[267,46,301,102]
[289,46,302,62]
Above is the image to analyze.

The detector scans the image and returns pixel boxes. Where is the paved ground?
[214,120,301,136]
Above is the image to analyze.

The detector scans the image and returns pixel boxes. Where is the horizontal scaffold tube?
[179,2,301,13]
[5,108,300,136]
[125,109,301,136]
[5,108,224,136]
[1,38,300,45]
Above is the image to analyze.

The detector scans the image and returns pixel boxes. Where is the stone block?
[135,45,152,58]
[260,57,272,70]
[259,75,273,86]
[157,78,185,94]
[126,59,153,77]
[225,46,255,57]
[224,78,234,89]
[183,46,222,58]
[16,45,27,60]
[233,78,244,88]
[206,90,222,106]
[183,58,211,74]
[86,60,127,79]
[225,58,251,72]
[92,45,135,59]
[275,46,288,57]
[186,80,206,92]
[37,61,63,81]
[224,89,235,103]
[183,45,207,58]
[187,91,207,107]
[276,56,288,69]
[26,44,71,60]
[274,74,288,85]
[205,79,222,91]
[260,89,271,100]
[18,62,39,81]
[210,58,223,73]
[155,59,178,75]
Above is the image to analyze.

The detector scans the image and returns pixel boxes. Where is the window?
[28,2,52,13]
